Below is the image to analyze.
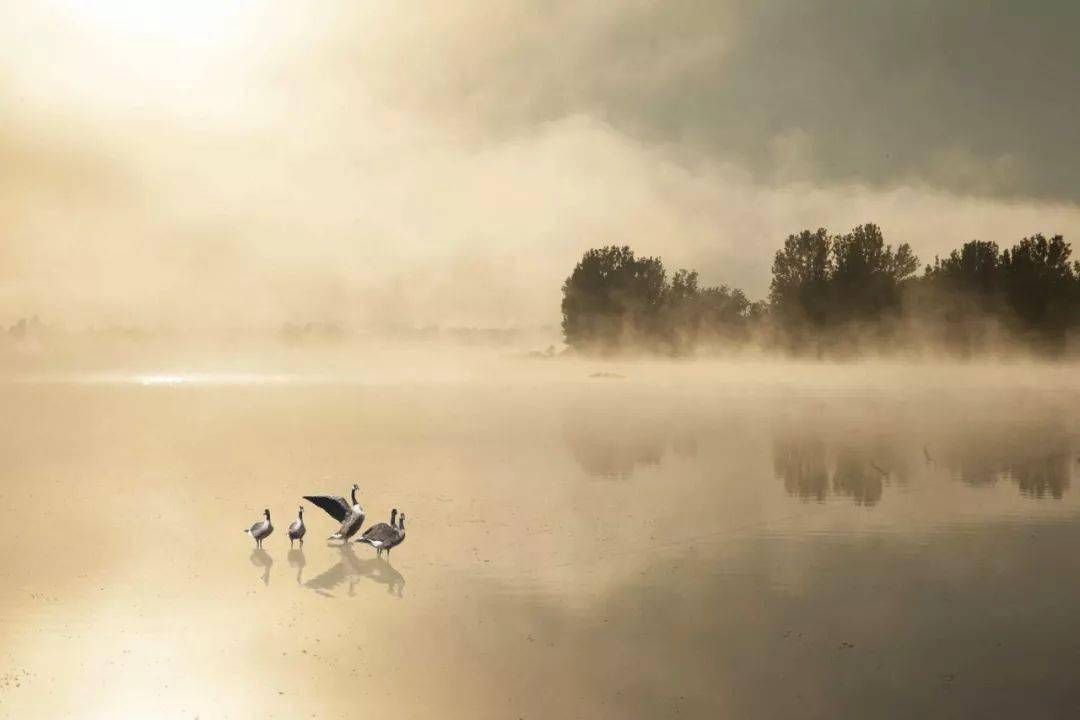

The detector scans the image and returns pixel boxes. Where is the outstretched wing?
[303,495,350,523]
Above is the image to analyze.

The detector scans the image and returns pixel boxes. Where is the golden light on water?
[135,375,190,386]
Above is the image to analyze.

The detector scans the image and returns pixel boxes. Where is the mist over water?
[1,354,1078,718]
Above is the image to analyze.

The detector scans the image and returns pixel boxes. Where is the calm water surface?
[1,363,1079,718]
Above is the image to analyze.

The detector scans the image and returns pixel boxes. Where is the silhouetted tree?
[999,234,1079,346]
[829,223,918,324]
[931,240,1001,296]
[908,234,1080,352]
[767,224,917,349]
[905,240,1004,353]
[563,226,1078,356]
[665,269,751,353]
[769,228,832,331]
[561,246,667,353]
[562,246,750,354]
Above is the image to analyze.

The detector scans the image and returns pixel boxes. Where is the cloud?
[325,0,1080,203]
[0,1,1077,330]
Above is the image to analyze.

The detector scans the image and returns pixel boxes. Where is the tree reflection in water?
[774,419,1076,505]
[563,401,698,479]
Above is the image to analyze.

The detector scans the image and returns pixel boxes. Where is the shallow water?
[1,363,1079,718]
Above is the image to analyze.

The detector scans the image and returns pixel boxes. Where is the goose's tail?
[244,528,252,534]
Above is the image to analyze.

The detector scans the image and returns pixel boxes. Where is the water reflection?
[287,549,306,585]
[936,424,1076,498]
[444,520,1080,719]
[831,448,885,506]
[772,435,829,501]
[249,549,273,586]
[563,403,697,479]
[1006,456,1071,499]
[305,544,405,598]
[4,376,1080,717]
[773,422,1075,505]
[565,398,1076,503]
[772,434,902,506]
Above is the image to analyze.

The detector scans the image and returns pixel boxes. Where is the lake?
[1,359,1079,718]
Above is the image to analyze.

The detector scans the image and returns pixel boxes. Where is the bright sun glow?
[49,0,259,49]
[7,0,277,121]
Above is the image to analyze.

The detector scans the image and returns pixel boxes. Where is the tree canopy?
[562,226,1079,356]
[561,246,751,355]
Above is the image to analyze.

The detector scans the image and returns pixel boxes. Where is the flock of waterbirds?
[244,483,407,558]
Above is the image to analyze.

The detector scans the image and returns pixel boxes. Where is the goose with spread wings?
[303,483,366,542]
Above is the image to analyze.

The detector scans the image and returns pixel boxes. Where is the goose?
[304,483,366,542]
[356,508,397,556]
[288,506,306,548]
[357,508,406,558]
[244,509,273,548]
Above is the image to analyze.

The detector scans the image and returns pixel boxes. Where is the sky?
[1,0,1077,330]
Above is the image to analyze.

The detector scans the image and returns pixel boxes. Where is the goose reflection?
[287,548,306,584]
[304,544,405,598]
[249,548,273,586]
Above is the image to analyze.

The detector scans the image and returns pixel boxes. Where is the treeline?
[561,246,760,355]
[560,224,1080,355]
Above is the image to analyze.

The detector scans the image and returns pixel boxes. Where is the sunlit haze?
[2,1,1078,332]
